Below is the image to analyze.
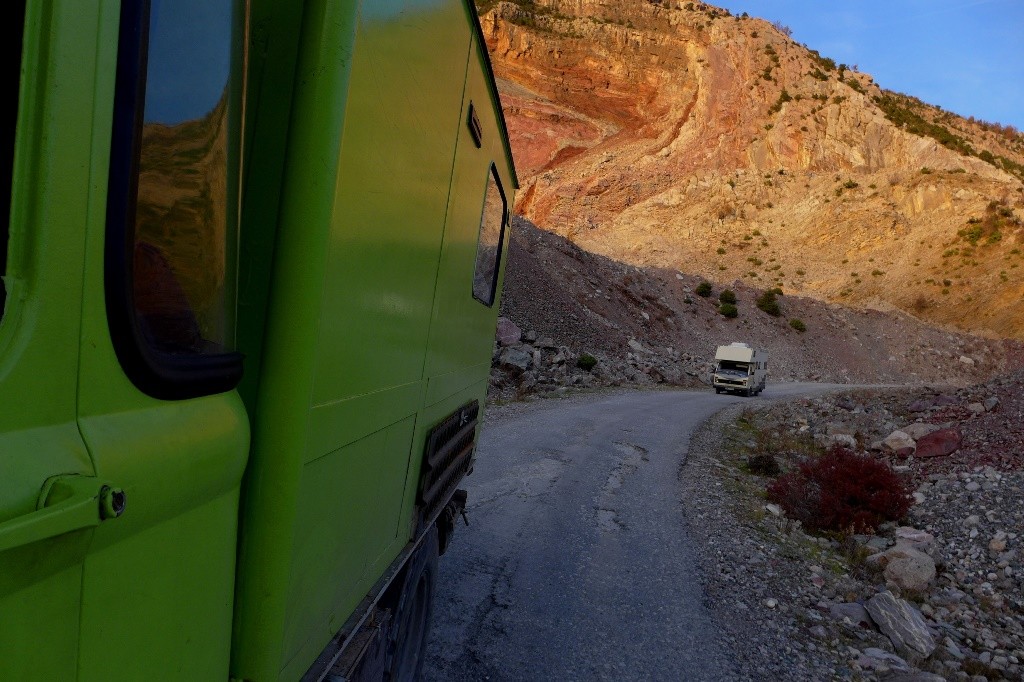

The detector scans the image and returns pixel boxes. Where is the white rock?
[902,422,941,440]
[879,546,937,591]
[894,527,935,552]
[882,430,916,452]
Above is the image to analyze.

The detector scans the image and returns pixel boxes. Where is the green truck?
[0,1,516,679]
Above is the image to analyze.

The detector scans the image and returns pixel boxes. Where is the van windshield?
[717,361,751,376]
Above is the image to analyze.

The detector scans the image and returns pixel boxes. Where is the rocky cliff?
[478,0,1024,339]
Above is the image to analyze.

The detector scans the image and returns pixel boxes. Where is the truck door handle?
[0,475,125,553]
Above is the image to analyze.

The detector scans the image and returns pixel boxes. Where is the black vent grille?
[418,400,479,523]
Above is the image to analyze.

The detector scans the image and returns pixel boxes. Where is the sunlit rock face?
[479,0,1024,339]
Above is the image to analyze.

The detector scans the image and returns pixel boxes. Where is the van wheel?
[383,526,439,681]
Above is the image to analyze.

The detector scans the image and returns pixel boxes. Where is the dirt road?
[424,383,841,680]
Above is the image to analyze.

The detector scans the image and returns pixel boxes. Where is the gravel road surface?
[424,383,843,681]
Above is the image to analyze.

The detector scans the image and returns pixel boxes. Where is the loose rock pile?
[493,217,1024,401]
[489,316,706,401]
[681,377,1024,681]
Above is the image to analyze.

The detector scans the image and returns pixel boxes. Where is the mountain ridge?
[478,0,1024,339]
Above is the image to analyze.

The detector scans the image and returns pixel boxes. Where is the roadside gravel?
[682,385,1023,682]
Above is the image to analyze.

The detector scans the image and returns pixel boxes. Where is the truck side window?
[1,0,27,322]
[472,164,507,306]
[106,0,243,399]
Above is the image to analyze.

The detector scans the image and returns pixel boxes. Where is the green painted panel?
[0,562,86,681]
[0,0,102,676]
[425,360,492,407]
[77,492,240,680]
[423,32,516,395]
[307,381,424,463]
[230,0,362,676]
[282,417,416,676]
[311,0,473,404]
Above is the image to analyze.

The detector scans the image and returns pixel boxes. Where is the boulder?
[829,601,874,629]
[826,422,855,436]
[627,338,653,354]
[907,399,933,413]
[878,546,936,591]
[497,347,532,371]
[836,396,857,411]
[914,428,961,458]
[967,402,985,414]
[865,591,937,658]
[902,423,940,440]
[984,396,1000,411]
[495,317,522,346]
[856,647,912,673]
[894,527,935,553]
[932,394,958,407]
[826,434,857,449]
[882,430,916,453]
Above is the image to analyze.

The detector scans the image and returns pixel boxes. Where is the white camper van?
[713,342,768,396]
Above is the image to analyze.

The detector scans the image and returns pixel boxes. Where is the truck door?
[1,1,249,679]
[0,5,98,678]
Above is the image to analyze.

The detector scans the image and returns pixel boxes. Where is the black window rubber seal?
[472,163,508,308]
[104,0,242,401]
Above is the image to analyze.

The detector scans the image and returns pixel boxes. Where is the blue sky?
[715,0,1024,130]
[145,0,232,124]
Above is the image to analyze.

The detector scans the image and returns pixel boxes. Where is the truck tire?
[383,526,439,681]
[714,387,721,394]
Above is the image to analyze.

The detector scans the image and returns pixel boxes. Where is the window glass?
[1,1,27,321]
[132,0,237,354]
[472,165,507,306]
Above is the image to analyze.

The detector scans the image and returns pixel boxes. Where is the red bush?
[766,446,912,533]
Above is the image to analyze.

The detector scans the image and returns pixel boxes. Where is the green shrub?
[719,289,737,304]
[789,318,807,332]
[770,287,783,295]
[696,282,713,297]
[576,353,597,371]
[717,247,727,255]
[755,291,781,316]
[718,303,738,318]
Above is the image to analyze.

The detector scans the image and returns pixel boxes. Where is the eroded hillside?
[478,0,1024,338]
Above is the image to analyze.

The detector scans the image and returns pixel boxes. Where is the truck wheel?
[383,526,439,681]
[714,388,721,394]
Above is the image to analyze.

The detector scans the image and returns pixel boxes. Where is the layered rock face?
[479,0,1024,338]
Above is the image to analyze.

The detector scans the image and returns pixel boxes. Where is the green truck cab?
[0,1,516,679]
